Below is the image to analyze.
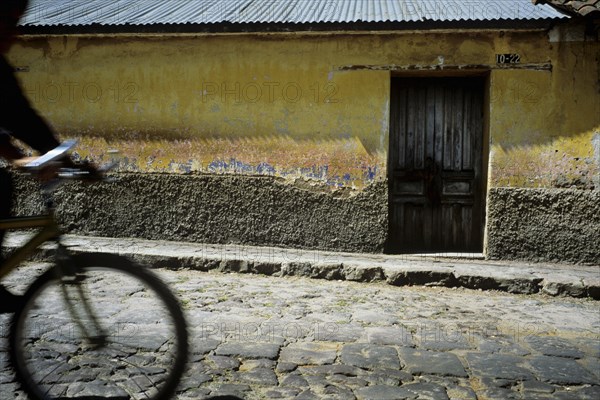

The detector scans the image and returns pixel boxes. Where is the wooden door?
[388,77,485,253]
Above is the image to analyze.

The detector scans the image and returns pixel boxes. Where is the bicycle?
[0,140,189,400]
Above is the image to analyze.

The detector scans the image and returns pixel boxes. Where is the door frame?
[385,71,491,255]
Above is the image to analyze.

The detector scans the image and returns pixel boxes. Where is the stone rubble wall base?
[10,172,600,265]
[486,187,600,265]
[11,172,388,253]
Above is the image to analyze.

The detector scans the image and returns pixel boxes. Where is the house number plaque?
[496,54,521,64]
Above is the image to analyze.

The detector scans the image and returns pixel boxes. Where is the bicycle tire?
[9,253,188,400]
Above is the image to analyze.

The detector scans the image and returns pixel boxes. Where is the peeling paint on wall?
[70,135,384,189]
[490,128,600,189]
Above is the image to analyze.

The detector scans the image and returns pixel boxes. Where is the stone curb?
[4,233,599,300]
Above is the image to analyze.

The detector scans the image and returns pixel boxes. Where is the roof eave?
[18,19,565,35]
[532,0,600,18]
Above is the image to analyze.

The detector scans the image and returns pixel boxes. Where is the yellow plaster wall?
[488,27,600,189]
[10,34,393,188]
[7,27,600,189]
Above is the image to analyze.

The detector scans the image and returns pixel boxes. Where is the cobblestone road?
[1,262,599,399]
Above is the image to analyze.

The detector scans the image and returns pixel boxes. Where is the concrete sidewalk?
[4,232,599,299]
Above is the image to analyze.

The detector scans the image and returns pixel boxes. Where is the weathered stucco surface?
[12,173,388,253]
[8,29,599,189]
[5,25,599,263]
[487,188,600,264]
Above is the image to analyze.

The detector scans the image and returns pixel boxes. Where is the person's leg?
[0,166,12,254]
[0,167,22,313]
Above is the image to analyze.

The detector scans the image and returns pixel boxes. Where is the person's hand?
[13,156,102,182]
[12,156,36,168]
[13,156,60,181]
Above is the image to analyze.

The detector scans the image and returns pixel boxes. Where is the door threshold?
[405,252,485,260]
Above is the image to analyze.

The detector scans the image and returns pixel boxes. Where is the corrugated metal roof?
[19,0,567,27]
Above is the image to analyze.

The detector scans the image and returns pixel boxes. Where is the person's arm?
[0,55,60,155]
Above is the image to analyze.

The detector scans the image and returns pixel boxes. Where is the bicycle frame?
[3,141,189,399]
[1,214,107,342]
[0,214,61,280]
[0,140,80,278]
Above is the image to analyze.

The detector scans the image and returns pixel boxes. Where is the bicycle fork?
[54,246,108,349]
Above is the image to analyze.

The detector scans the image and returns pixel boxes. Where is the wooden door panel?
[388,78,484,253]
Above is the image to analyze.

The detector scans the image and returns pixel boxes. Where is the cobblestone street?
[1,262,599,399]
[3,0,600,397]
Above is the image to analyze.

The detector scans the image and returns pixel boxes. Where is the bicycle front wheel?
[10,253,188,400]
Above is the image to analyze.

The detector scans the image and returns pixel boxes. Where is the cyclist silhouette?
[0,0,61,312]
